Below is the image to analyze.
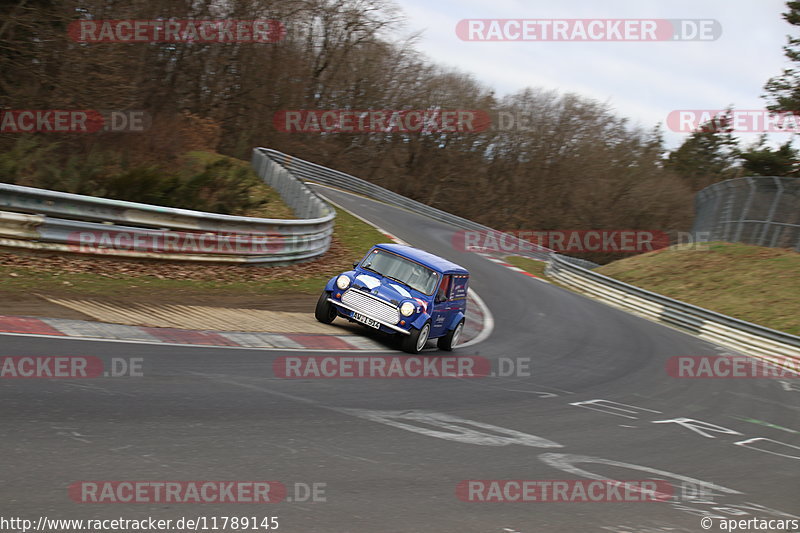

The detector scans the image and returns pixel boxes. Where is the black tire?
[314,291,337,324]
[437,319,464,351]
[401,321,431,354]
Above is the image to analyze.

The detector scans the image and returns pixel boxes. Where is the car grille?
[341,289,400,324]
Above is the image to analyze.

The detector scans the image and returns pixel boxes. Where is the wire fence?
[692,176,800,251]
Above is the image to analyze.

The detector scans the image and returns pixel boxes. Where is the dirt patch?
[0,292,94,320]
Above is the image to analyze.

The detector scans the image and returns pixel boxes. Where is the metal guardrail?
[0,152,335,263]
[546,254,800,366]
[255,148,595,266]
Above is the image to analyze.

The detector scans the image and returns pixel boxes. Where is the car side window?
[437,275,451,302]
[450,275,469,300]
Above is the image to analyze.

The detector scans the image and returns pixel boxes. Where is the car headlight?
[336,275,351,290]
[400,301,416,317]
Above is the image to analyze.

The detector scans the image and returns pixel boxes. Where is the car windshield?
[361,249,440,295]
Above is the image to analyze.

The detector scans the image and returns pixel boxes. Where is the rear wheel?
[314,291,337,324]
[437,319,464,351]
[401,321,431,354]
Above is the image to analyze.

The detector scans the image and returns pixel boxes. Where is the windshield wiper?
[361,265,383,276]
[383,274,407,285]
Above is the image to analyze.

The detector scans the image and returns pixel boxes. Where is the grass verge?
[595,242,799,335]
[183,151,295,219]
[504,256,548,278]
[504,255,572,291]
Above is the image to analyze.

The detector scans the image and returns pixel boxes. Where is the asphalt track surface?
[0,187,797,533]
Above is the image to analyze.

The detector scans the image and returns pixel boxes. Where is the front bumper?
[328,298,411,335]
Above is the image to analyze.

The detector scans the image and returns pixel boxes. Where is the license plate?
[353,312,381,329]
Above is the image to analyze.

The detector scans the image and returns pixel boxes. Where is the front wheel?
[437,319,464,351]
[401,321,431,354]
[314,291,337,324]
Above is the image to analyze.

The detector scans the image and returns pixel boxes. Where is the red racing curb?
[0,316,66,336]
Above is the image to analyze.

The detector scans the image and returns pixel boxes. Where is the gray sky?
[395,0,793,149]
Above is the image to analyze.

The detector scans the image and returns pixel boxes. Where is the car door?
[430,274,456,337]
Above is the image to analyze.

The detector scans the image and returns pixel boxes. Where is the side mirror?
[353,261,359,269]
[435,292,445,304]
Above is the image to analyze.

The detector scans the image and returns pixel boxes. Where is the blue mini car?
[315,243,470,353]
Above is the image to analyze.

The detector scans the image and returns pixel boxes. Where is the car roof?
[372,243,469,275]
